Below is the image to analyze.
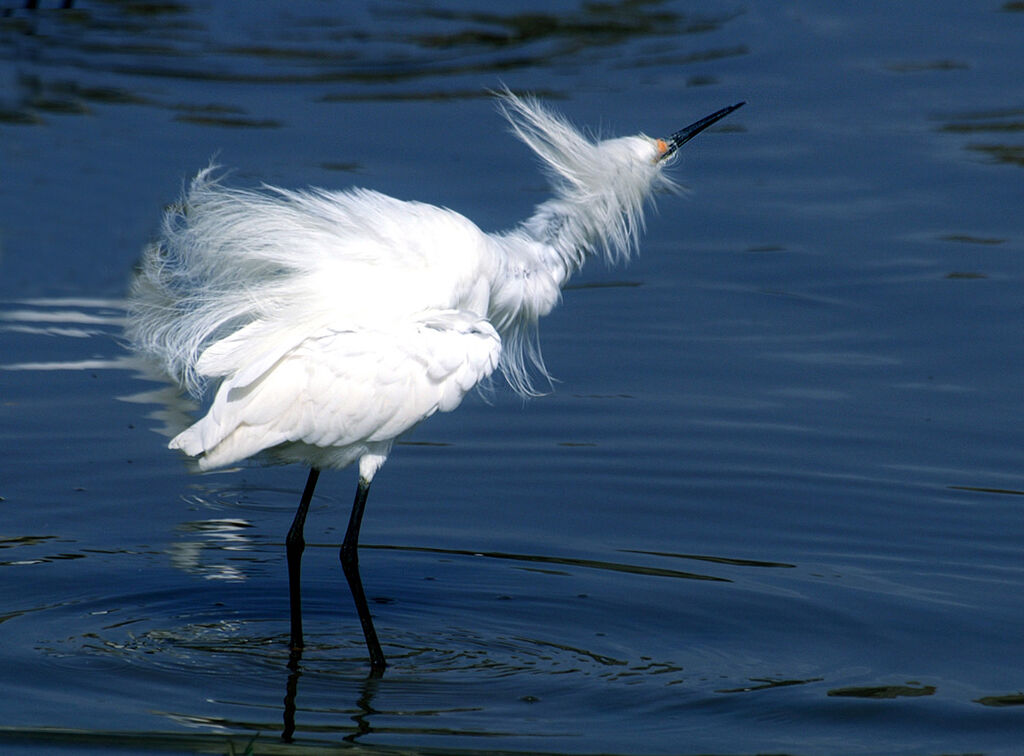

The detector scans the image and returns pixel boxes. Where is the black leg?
[340,478,387,675]
[286,467,320,651]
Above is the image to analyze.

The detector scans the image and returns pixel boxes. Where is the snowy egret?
[127,91,744,675]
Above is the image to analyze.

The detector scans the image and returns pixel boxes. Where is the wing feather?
[171,309,501,471]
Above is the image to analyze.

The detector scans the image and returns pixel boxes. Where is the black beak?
[660,101,745,161]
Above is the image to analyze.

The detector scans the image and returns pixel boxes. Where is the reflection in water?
[622,547,796,569]
[716,676,824,694]
[975,692,1024,707]
[828,683,936,699]
[936,107,1024,167]
[0,297,127,349]
[0,298,199,436]
[170,519,255,582]
[0,0,747,121]
[0,535,82,568]
[61,609,697,742]
[282,647,380,744]
[371,542,797,588]
[374,542,734,582]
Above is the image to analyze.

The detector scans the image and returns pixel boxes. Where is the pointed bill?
[658,101,745,161]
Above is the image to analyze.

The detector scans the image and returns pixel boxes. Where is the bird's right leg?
[286,467,320,652]
[340,477,387,675]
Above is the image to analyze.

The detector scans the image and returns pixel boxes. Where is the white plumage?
[126,90,743,674]
[170,309,500,477]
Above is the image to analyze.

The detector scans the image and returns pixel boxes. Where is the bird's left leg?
[340,477,387,675]
[286,467,320,653]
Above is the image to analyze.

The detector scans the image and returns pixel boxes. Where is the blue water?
[2,2,1023,754]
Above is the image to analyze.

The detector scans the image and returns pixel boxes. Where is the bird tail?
[125,167,321,397]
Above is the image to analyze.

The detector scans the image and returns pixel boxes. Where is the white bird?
[126,90,744,676]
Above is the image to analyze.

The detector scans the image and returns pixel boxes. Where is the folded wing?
[171,309,501,472]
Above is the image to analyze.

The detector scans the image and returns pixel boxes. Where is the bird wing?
[170,309,501,470]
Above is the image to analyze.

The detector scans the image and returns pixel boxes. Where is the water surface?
[2,2,1023,754]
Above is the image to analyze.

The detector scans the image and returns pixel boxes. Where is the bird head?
[592,101,746,170]
[498,89,744,190]
[499,89,744,266]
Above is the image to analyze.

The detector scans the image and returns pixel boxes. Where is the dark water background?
[2,1,1023,754]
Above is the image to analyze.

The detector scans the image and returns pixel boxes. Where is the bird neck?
[518,199,591,287]
[483,169,657,396]
[483,210,589,397]
[488,186,646,325]
[487,219,566,331]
